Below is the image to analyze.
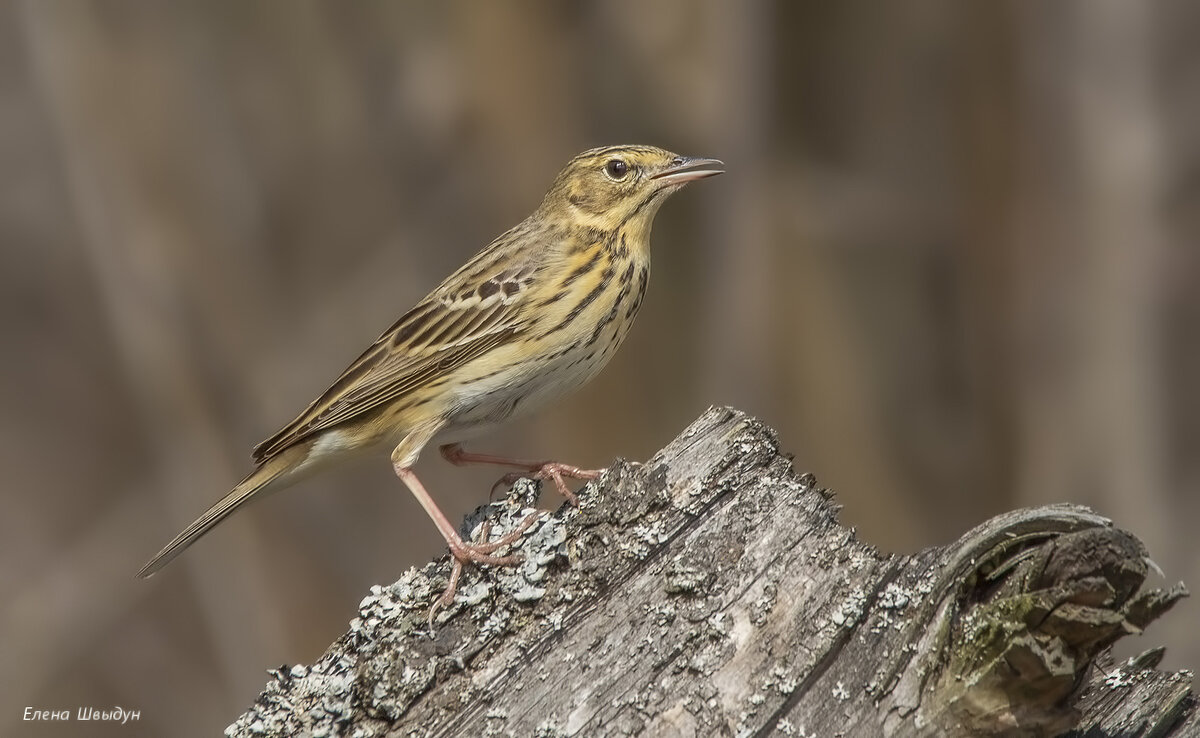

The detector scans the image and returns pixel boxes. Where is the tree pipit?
[138,145,724,612]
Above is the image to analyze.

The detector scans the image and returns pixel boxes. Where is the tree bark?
[226,407,1192,737]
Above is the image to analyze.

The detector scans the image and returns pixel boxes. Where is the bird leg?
[439,443,600,504]
[393,465,536,621]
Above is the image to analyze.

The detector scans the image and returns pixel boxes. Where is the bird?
[137,145,724,609]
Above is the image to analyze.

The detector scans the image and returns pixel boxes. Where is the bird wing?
[252,266,533,463]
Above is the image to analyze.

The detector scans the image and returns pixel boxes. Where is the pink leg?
[394,465,536,622]
[439,443,601,504]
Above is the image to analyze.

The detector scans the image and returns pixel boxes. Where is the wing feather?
[252,289,526,462]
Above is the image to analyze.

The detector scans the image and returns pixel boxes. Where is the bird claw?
[489,462,600,505]
[427,514,540,630]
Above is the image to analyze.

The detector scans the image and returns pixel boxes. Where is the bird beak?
[651,157,725,186]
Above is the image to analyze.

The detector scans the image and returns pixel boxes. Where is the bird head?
[539,145,724,231]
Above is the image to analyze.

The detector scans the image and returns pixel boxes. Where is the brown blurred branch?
[226,408,1192,737]
[17,2,290,726]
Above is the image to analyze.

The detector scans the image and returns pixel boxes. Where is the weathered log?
[225,407,1193,737]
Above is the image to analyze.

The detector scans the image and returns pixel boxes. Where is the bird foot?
[490,462,601,505]
[428,512,539,628]
[437,444,600,505]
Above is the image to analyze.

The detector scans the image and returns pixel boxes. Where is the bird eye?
[604,159,629,180]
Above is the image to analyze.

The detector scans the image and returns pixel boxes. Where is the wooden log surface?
[225,407,1194,737]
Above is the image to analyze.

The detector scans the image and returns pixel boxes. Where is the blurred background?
[3,1,1197,735]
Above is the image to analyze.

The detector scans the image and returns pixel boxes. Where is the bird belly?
[436,323,630,444]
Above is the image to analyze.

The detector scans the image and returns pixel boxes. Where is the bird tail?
[136,444,310,578]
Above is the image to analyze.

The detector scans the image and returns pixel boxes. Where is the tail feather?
[137,445,308,578]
